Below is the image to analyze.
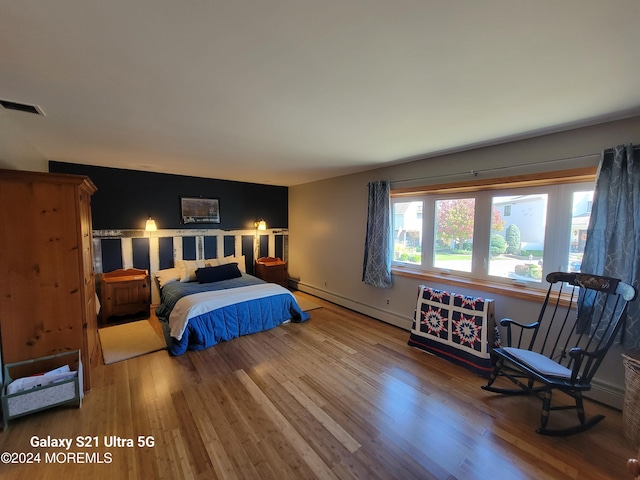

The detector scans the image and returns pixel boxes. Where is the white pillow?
[205,258,221,267]
[217,256,231,265]
[224,254,246,273]
[154,268,181,288]
[175,259,206,282]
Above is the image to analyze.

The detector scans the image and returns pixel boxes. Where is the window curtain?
[362,180,392,288]
[580,144,640,349]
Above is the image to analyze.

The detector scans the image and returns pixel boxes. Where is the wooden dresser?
[254,257,288,287]
[100,268,151,322]
[0,169,98,391]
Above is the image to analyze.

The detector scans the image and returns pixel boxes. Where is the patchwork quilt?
[408,286,497,377]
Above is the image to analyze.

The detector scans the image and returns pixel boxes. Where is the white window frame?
[391,173,595,291]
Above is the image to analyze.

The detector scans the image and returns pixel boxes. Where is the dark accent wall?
[159,237,174,269]
[223,236,235,256]
[259,236,268,258]
[275,235,285,260]
[101,238,123,272]
[182,237,197,260]
[132,238,150,271]
[49,161,288,230]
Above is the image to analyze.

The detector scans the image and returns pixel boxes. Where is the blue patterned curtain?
[580,144,640,349]
[362,180,392,288]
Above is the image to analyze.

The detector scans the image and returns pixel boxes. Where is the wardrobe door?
[0,180,84,372]
[0,170,97,391]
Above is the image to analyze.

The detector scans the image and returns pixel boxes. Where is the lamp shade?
[145,217,157,232]
[255,220,267,231]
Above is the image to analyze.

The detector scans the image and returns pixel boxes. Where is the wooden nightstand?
[254,257,288,287]
[100,268,151,322]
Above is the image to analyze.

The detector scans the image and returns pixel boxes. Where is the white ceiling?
[2,1,640,186]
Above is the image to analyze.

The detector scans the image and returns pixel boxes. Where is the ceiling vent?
[0,99,45,115]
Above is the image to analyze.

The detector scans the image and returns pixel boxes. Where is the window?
[568,191,594,273]
[489,193,548,281]
[434,198,475,273]
[391,170,595,289]
[393,200,423,264]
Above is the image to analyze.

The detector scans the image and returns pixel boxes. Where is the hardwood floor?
[0,292,635,479]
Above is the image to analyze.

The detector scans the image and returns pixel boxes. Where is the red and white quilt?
[408,286,498,377]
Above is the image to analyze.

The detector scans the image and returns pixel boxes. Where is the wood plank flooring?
[0,292,635,479]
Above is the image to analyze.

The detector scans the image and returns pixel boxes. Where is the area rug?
[99,321,166,365]
[294,293,323,312]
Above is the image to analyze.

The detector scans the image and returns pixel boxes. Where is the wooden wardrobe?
[0,169,98,391]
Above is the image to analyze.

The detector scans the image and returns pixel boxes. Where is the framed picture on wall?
[180,196,220,224]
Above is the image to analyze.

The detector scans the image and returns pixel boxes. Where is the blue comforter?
[155,273,309,355]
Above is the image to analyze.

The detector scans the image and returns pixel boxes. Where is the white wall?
[289,115,640,408]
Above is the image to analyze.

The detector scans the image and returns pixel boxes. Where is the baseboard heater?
[408,285,497,377]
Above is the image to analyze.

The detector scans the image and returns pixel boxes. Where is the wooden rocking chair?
[482,271,637,436]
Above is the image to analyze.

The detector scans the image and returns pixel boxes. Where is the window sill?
[392,266,573,307]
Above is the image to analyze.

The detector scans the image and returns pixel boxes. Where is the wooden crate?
[1,350,82,430]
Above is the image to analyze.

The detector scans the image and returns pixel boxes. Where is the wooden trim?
[391,167,597,197]
[392,266,574,308]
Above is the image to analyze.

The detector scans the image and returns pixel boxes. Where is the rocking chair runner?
[482,271,637,436]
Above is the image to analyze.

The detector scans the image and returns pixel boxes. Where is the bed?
[154,260,309,355]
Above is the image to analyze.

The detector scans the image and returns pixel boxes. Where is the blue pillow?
[195,263,242,283]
